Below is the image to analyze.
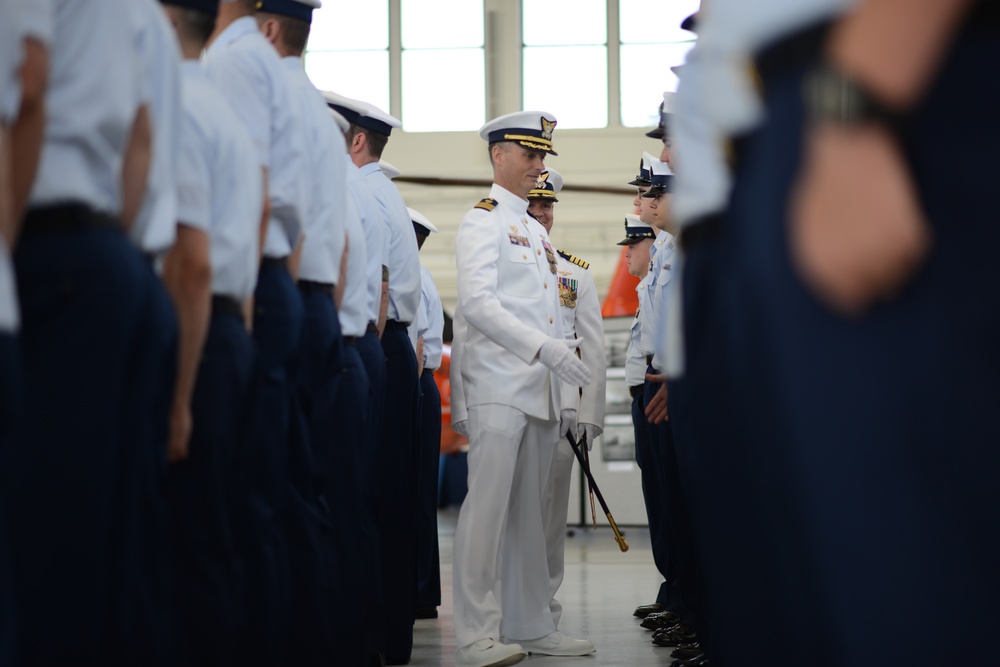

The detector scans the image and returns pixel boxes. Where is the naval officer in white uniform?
[525,168,607,635]
[450,110,594,667]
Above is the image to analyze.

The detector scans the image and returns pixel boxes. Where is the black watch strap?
[804,62,906,131]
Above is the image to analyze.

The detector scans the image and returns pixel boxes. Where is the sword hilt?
[606,513,629,553]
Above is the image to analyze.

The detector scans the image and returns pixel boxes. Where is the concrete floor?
[411,509,674,666]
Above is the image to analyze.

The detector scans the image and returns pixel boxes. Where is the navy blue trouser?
[116,264,177,666]
[326,341,372,666]
[355,329,387,656]
[637,384,679,611]
[702,12,1000,665]
[632,394,676,608]
[232,263,303,666]
[415,368,442,610]
[5,218,145,664]
[169,311,251,666]
[377,327,419,664]
[286,289,342,666]
[0,333,22,667]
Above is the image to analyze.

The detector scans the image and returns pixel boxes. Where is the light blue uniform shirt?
[176,60,263,302]
[28,0,144,216]
[128,0,182,256]
[360,162,421,324]
[280,56,345,284]
[345,157,387,325]
[625,311,647,388]
[414,265,444,371]
[204,16,307,259]
[338,196,370,337]
[646,230,676,371]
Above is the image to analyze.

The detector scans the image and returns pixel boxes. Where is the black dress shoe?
[368,653,387,667]
[414,607,438,619]
[671,656,710,667]
[641,610,682,630]
[652,624,697,648]
[670,645,705,661]
[633,602,664,618]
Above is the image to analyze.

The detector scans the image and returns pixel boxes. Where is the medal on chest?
[508,224,531,247]
[541,239,558,275]
[557,274,578,309]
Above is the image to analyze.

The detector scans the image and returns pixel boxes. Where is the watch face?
[806,66,868,125]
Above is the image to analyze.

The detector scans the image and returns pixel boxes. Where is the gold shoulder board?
[557,250,590,270]
[474,197,499,212]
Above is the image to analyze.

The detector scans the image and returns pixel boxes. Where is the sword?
[566,431,629,553]
[582,434,598,529]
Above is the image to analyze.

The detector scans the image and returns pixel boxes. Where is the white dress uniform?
[281,57,345,285]
[204,16,308,258]
[451,182,570,648]
[127,0,182,257]
[361,162,421,326]
[544,248,607,623]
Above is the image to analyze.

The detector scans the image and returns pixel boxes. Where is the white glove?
[538,338,592,387]
[559,409,578,440]
[576,423,603,450]
[453,420,470,437]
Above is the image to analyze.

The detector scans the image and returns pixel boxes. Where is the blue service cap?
[528,169,563,202]
[640,157,673,197]
[617,214,656,246]
[159,0,217,16]
[255,0,320,23]
[409,208,438,237]
[646,92,675,140]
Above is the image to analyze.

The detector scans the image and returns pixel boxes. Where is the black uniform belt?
[261,256,288,270]
[385,319,410,331]
[367,321,379,335]
[646,355,654,366]
[298,280,335,297]
[629,384,644,399]
[212,295,242,318]
[22,203,121,236]
[678,213,724,250]
[343,336,358,346]
[422,368,437,378]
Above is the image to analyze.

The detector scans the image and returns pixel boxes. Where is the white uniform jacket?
[554,250,606,431]
[452,184,569,423]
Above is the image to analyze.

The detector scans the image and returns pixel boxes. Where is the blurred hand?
[790,123,931,315]
[644,373,669,424]
[168,403,192,463]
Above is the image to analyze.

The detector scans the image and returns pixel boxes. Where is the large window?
[619,0,699,127]
[522,0,609,130]
[305,0,391,113]
[400,0,485,132]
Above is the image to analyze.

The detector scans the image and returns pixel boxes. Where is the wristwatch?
[803,61,904,130]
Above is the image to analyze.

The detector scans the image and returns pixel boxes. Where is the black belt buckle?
[261,256,288,271]
[366,322,378,335]
[211,295,243,318]
[298,280,335,297]
[629,384,644,399]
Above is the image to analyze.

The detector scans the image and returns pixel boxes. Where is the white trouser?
[453,403,559,647]
[543,436,577,628]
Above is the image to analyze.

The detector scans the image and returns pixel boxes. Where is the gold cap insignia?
[540,117,556,141]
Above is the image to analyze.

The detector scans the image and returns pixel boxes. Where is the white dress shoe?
[455,638,527,667]
[519,631,596,656]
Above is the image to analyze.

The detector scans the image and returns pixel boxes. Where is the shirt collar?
[180,59,205,79]
[489,183,529,213]
[359,161,381,176]
[206,16,258,55]
[281,55,305,70]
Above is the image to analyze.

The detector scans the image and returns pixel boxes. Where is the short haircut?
[256,12,311,55]
[487,141,514,167]
[174,7,216,47]
[347,122,389,160]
